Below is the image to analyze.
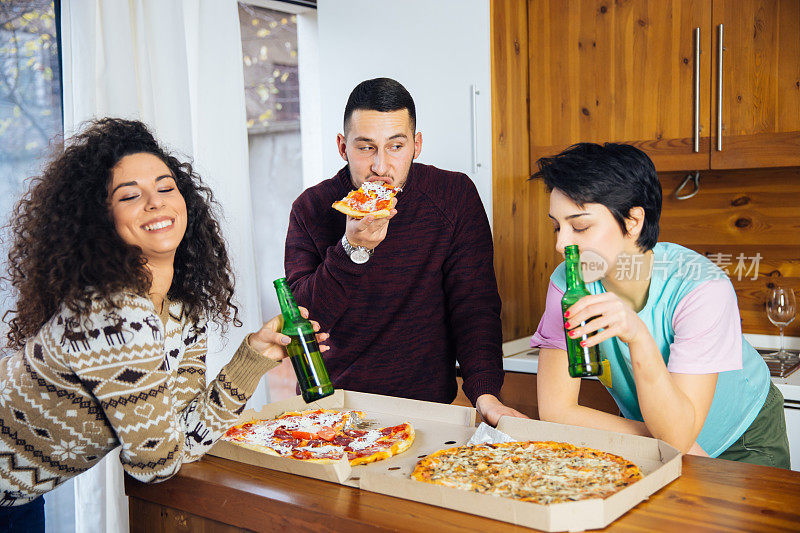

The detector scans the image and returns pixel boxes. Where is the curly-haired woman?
[0,118,327,529]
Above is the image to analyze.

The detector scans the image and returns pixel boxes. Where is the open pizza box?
[359,415,683,532]
[207,389,478,487]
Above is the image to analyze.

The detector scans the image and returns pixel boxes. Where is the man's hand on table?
[475,394,530,427]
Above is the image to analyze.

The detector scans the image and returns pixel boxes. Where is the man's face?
[337,109,422,189]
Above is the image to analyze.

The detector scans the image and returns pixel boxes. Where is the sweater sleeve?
[284,196,368,330]
[174,326,280,462]
[64,296,184,483]
[442,178,504,404]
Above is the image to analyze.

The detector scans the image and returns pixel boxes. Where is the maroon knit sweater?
[284,163,503,405]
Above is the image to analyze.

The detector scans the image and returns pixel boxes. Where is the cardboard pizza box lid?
[359,416,682,532]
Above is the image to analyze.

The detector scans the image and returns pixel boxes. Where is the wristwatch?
[341,235,373,264]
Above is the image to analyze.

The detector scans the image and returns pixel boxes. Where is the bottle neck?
[564,255,587,291]
[275,285,303,323]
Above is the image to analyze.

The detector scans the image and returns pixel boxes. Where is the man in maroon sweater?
[284,78,526,425]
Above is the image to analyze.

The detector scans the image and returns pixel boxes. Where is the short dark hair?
[531,143,662,251]
[343,78,416,134]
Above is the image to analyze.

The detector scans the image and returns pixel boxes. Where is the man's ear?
[413,131,422,159]
[625,206,645,237]
[337,133,348,161]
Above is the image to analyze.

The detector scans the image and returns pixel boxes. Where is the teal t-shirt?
[547,242,770,457]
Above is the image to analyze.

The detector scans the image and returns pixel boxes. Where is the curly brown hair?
[4,117,240,349]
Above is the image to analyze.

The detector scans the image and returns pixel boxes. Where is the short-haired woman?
[532,143,788,468]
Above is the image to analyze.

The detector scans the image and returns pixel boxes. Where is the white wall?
[248,130,304,320]
[299,0,493,223]
[297,11,323,189]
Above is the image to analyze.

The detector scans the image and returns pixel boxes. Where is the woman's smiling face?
[107,152,187,264]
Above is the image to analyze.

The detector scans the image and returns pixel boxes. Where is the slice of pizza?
[222,409,414,465]
[345,423,415,466]
[332,181,398,219]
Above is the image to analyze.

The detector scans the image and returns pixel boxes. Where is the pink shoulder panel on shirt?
[667,280,743,374]
[530,281,567,351]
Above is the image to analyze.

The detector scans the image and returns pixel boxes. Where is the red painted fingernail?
[580,341,586,347]
[564,311,570,318]
[564,322,571,328]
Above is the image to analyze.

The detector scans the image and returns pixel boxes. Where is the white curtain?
[59,1,266,531]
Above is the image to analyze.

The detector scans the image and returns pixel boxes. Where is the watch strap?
[341,235,373,259]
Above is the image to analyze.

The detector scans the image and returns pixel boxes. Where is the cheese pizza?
[411,441,642,504]
[223,408,415,466]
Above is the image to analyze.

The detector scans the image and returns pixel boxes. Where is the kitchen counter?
[502,337,800,402]
[125,453,800,532]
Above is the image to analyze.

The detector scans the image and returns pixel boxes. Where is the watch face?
[351,248,370,264]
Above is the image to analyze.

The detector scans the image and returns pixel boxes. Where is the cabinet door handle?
[471,84,481,173]
[716,24,723,151]
[694,27,700,153]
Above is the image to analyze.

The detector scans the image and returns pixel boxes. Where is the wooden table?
[126,454,800,532]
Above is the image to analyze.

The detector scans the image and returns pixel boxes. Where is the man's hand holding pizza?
[345,197,398,249]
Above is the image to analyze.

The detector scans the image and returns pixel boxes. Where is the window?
[1,3,72,528]
[0,0,62,217]
[239,3,299,133]
[238,1,305,401]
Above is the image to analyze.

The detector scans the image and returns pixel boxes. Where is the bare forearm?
[629,335,697,451]
[542,398,710,455]
[541,403,649,437]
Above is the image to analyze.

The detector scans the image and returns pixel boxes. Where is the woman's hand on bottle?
[564,293,646,347]
[249,306,330,361]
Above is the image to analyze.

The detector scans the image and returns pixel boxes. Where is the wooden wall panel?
[660,168,800,336]
[492,0,553,341]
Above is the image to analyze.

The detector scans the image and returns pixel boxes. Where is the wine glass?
[766,287,797,362]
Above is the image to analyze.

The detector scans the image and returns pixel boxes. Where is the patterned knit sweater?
[0,292,278,506]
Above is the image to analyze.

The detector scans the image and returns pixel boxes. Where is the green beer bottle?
[562,245,603,378]
[273,278,334,402]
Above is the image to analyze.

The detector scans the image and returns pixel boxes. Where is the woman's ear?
[625,206,645,238]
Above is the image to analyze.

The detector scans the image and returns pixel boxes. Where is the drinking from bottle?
[562,245,603,378]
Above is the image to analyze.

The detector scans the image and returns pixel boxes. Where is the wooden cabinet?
[529,0,712,171]
[711,0,800,168]
[492,0,800,342]
[528,0,800,171]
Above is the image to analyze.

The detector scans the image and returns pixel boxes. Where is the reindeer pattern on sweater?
[0,292,276,506]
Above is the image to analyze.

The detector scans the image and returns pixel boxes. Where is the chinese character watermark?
[602,251,763,282]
